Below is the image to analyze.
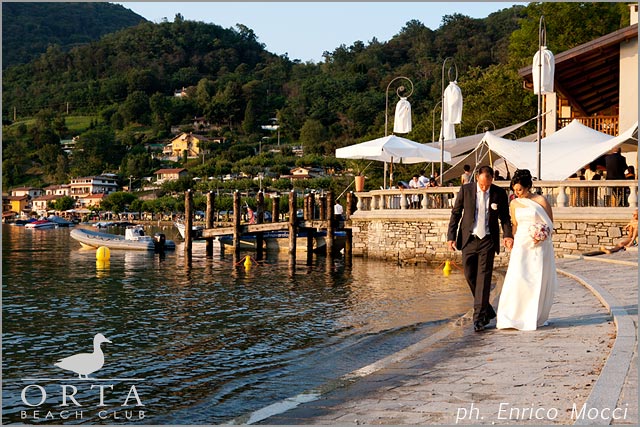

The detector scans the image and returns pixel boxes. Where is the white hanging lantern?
[393,97,412,133]
[533,46,555,94]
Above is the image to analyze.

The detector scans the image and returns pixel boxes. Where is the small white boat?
[25,219,58,229]
[174,221,205,239]
[70,226,175,251]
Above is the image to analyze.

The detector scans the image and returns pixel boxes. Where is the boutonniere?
[490,203,498,210]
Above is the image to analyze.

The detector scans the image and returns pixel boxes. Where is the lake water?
[2,224,471,424]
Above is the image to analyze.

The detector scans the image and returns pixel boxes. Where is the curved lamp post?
[474,120,496,171]
[384,76,414,188]
[440,57,459,185]
[534,15,554,180]
[475,119,496,135]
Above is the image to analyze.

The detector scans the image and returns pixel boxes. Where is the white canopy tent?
[336,134,452,187]
[445,120,638,181]
[336,134,450,164]
[441,142,519,183]
[426,118,534,158]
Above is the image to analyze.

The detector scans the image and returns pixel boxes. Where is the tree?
[52,196,76,211]
[299,118,327,155]
[100,191,137,214]
[118,90,151,125]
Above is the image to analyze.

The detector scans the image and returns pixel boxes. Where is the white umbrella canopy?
[336,134,451,164]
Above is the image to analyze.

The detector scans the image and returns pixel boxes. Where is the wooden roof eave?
[518,24,638,79]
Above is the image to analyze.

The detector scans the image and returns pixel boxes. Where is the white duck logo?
[54,333,112,379]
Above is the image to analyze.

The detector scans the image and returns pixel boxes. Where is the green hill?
[2,2,147,69]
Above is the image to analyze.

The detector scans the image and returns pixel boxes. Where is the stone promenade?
[242,249,637,425]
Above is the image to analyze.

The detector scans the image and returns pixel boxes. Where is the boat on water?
[173,222,345,253]
[47,215,76,227]
[25,219,58,229]
[11,218,37,226]
[70,226,176,251]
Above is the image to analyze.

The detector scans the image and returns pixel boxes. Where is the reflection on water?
[2,224,471,424]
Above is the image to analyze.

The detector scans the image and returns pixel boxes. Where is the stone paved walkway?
[242,249,637,425]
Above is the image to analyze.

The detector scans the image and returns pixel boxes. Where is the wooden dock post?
[303,194,310,220]
[233,190,241,257]
[288,190,297,258]
[308,194,315,220]
[346,191,354,220]
[206,191,215,255]
[256,191,264,260]
[326,191,334,255]
[184,189,193,258]
[319,194,327,221]
[272,195,280,223]
[345,228,352,258]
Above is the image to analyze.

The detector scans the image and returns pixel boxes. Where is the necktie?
[476,191,487,239]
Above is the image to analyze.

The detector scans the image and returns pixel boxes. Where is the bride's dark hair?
[511,169,533,190]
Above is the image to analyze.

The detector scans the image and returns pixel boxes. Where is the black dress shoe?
[474,321,485,332]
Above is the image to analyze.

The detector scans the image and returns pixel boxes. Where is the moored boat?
[25,219,58,229]
[47,215,75,227]
[70,226,175,251]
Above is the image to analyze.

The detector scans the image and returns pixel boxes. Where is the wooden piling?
[184,189,193,258]
[345,228,352,258]
[288,190,297,257]
[346,192,353,220]
[206,191,215,255]
[256,191,264,260]
[303,194,310,220]
[272,195,280,223]
[308,194,315,220]
[233,190,241,256]
[326,191,334,255]
[319,194,327,221]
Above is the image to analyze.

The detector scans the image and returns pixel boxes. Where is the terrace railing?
[354,180,638,212]
[558,116,619,136]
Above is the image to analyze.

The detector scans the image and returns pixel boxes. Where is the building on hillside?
[79,193,108,208]
[69,175,119,200]
[174,87,188,98]
[10,186,43,199]
[286,167,325,180]
[32,194,60,214]
[518,5,637,168]
[44,184,70,196]
[162,132,209,160]
[4,195,29,215]
[155,168,188,184]
[59,136,79,155]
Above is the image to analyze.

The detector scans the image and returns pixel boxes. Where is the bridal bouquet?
[529,222,551,242]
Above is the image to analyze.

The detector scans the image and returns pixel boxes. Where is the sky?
[116,2,526,63]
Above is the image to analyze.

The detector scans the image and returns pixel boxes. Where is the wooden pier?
[182,189,354,262]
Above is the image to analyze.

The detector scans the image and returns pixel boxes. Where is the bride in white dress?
[497,169,557,331]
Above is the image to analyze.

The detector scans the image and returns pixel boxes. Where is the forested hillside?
[2,2,146,69]
[2,2,630,193]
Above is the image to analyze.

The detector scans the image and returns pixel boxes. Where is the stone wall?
[349,208,634,263]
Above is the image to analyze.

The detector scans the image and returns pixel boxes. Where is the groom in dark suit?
[447,166,513,332]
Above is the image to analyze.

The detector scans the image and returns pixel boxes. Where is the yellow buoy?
[443,260,452,276]
[96,246,111,261]
[96,259,110,270]
[243,255,252,269]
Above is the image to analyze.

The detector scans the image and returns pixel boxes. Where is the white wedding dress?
[497,198,557,331]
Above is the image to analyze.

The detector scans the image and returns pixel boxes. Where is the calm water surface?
[2,224,471,424]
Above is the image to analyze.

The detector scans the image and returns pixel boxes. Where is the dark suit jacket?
[605,152,627,180]
[447,183,513,254]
